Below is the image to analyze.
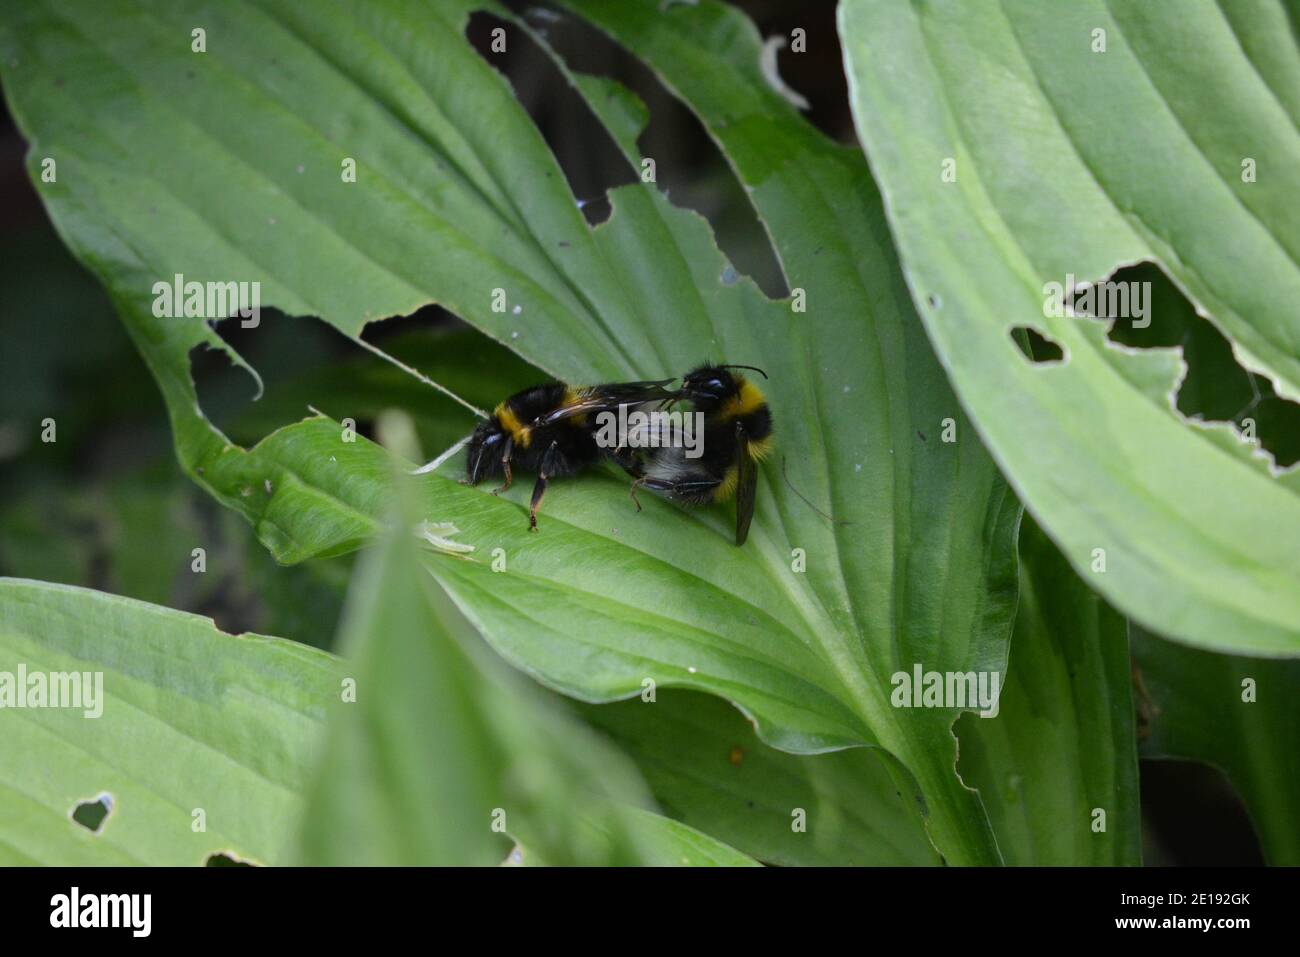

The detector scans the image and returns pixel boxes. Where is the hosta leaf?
[610,808,761,867]
[544,0,1019,865]
[839,0,1300,655]
[1132,626,1300,865]
[0,0,1020,863]
[0,577,342,865]
[957,518,1141,865]
[300,434,755,866]
[580,690,940,866]
[512,808,760,867]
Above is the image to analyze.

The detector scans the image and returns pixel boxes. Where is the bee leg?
[606,448,646,511]
[490,437,514,495]
[464,441,486,486]
[607,445,641,476]
[528,440,560,532]
[637,476,721,501]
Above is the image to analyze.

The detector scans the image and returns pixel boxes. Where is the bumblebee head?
[678,363,768,411]
[465,418,506,484]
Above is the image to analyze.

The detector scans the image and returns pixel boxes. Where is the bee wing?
[734,422,758,546]
[535,379,678,426]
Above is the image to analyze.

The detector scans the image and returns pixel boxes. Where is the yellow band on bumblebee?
[494,403,532,448]
[721,379,766,421]
[715,463,739,501]
[561,385,590,425]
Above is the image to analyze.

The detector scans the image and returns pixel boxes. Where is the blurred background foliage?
[0,0,1275,864]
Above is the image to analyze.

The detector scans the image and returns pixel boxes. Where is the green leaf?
[551,0,1019,865]
[299,430,755,866]
[839,0,1300,655]
[957,519,1141,865]
[618,809,762,867]
[513,807,761,867]
[1132,626,1300,864]
[0,577,342,865]
[580,690,940,865]
[0,0,1020,863]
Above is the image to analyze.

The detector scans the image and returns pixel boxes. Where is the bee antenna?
[781,456,852,529]
[721,363,769,379]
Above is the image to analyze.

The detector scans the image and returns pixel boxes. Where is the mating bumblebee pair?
[465,364,773,545]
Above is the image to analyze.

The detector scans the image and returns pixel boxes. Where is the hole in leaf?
[1086,262,1300,468]
[577,193,612,226]
[205,851,256,867]
[71,793,113,833]
[1010,325,1065,364]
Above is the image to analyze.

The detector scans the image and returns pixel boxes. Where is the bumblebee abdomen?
[493,381,590,450]
[714,464,740,501]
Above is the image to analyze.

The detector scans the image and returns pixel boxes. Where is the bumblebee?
[625,364,773,545]
[466,378,676,530]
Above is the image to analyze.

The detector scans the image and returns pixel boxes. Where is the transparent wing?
[535,379,678,426]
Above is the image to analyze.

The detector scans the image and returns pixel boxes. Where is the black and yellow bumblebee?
[465,378,676,530]
[625,363,773,545]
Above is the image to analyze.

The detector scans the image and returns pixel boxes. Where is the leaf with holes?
[0,577,341,865]
[0,0,1020,863]
[840,0,1300,656]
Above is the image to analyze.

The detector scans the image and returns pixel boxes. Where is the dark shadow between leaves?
[467,4,789,298]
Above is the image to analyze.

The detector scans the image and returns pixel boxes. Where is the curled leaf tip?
[760,36,809,111]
